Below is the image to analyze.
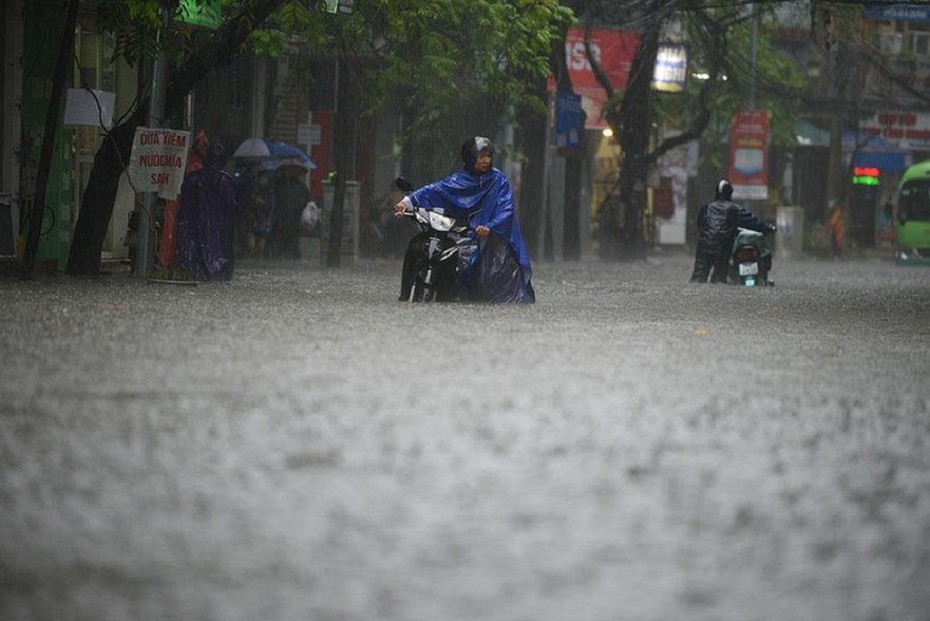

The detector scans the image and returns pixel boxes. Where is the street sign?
[128,128,190,200]
[298,123,322,146]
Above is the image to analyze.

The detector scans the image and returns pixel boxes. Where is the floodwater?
[1,254,928,621]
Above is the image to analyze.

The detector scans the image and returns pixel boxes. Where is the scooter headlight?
[428,211,456,231]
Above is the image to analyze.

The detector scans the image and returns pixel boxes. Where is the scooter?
[395,177,479,302]
[729,227,774,286]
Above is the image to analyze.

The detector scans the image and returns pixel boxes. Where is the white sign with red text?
[128,128,191,200]
[860,111,930,152]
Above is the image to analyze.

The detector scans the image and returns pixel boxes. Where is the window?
[900,180,930,221]
[909,31,930,57]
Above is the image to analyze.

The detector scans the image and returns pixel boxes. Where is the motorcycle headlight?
[428,211,456,231]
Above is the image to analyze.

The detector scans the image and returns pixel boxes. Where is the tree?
[579,0,806,260]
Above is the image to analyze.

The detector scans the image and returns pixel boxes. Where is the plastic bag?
[300,201,320,235]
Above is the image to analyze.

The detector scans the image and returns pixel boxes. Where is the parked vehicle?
[896,159,930,264]
[729,227,773,286]
[395,177,479,302]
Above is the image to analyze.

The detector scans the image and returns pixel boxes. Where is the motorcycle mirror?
[394,176,413,193]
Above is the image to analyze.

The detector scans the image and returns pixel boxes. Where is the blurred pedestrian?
[249,170,276,259]
[827,200,845,258]
[271,166,309,259]
[157,130,208,269]
[176,143,237,280]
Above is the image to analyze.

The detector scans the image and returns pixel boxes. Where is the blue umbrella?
[232,137,317,170]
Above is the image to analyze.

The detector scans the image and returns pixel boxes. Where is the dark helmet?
[715,179,733,200]
[461,136,494,170]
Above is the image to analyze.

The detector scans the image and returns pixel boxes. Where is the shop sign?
[549,28,640,130]
[176,0,221,29]
[860,111,930,151]
[864,4,930,23]
[652,43,688,93]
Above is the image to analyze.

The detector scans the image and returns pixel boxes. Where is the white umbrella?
[233,137,272,158]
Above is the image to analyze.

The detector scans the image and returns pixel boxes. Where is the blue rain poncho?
[176,145,237,280]
[409,167,535,303]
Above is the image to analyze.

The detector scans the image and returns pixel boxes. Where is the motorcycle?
[729,227,774,286]
[395,177,480,302]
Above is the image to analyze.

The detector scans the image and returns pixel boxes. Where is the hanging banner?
[128,128,190,200]
[728,110,770,200]
[549,28,640,130]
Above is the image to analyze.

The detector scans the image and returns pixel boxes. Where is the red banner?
[550,28,640,130]
[728,110,770,200]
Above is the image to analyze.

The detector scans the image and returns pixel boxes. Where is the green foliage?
[249,0,572,176]
[94,0,570,177]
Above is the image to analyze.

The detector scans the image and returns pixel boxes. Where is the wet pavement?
[1,253,929,621]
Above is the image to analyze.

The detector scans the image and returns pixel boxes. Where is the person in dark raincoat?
[270,165,309,259]
[176,143,236,280]
[393,136,535,303]
[158,130,208,270]
[690,179,775,283]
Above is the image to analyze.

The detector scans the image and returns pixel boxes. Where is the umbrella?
[232,138,317,170]
[232,137,272,158]
[262,140,317,170]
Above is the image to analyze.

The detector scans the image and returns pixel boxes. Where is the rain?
[1,254,928,620]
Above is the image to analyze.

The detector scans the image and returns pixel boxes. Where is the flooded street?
[1,254,929,621]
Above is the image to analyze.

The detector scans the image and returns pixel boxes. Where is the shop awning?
[795,120,831,147]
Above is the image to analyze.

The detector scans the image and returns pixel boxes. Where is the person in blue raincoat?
[393,136,535,303]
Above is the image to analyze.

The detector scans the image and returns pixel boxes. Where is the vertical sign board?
[128,128,191,200]
[729,110,770,200]
[555,92,584,154]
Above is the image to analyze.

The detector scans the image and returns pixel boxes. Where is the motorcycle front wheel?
[411,280,436,302]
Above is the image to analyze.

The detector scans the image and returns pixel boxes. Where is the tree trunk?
[65,114,142,275]
[604,13,661,261]
[22,0,78,279]
[326,53,358,267]
[562,152,583,260]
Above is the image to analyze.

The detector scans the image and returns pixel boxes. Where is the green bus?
[896,159,930,264]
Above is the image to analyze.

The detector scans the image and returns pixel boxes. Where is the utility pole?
[135,6,171,276]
